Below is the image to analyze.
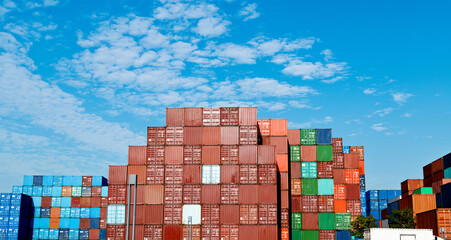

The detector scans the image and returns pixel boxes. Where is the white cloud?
[0,129,50,148]
[357,76,371,81]
[193,16,230,37]
[321,49,333,61]
[364,88,376,95]
[213,43,257,64]
[239,3,260,21]
[322,76,343,84]
[289,121,312,128]
[404,113,412,118]
[236,77,317,98]
[282,60,348,81]
[371,123,388,132]
[372,108,393,117]
[392,92,413,104]
[43,0,59,7]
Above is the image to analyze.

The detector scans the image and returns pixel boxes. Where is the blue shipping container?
[0,205,10,216]
[63,176,72,186]
[369,210,381,220]
[72,176,83,186]
[33,207,40,218]
[316,129,332,145]
[367,200,379,210]
[32,186,43,197]
[52,186,62,197]
[22,186,32,196]
[359,175,365,189]
[387,190,401,200]
[443,153,451,169]
[42,186,53,196]
[61,207,71,218]
[43,176,54,186]
[92,176,108,187]
[23,176,33,186]
[49,229,59,239]
[378,190,388,200]
[70,208,80,218]
[366,190,378,200]
[336,230,352,240]
[59,218,70,228]
[79,229,89,239]
[40,207,51,218]
[12,186,22,194]
[81,187,91,197]
[39,229,49,239]
[80,208,90,218]
[90,208,101,218]
[32,197,41,207]
[343,146,350,154]
[61,197,71,208]
[437,193,443,208]
[39,218,50,229]
[0,216,9,226]
[69,229,79,239]
[11,194,31,206]
[59,229,69,239]
[99,229,106,240]
[0,193,11,205]
[33,176,43,186]
[90,218,100,228]
[69,218,80,229]
[53,176,63,186]
[101,186,108,197]
[441,182,451,208]
[51,197,61,207]
[379,200,387,210]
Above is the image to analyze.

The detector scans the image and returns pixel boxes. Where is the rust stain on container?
[147,127,166,145]
[239,225,258,240]
[184,107,203,126]
[220,205,240,224]
[257,145,275,164]
[146,165,164,184]
[270,137,288,154]
[109,165,127,185]
[163,205,182,224]
[258,225,277,240]
[301,145,316,162]
[221,165,239,184]
[239,107,257,126]
[276,154,288,172]
[258,165,277,184]
[202,107,220,126]
[183,127,202,145]
[220,225,239,240]
[202,205,220,224]
[287,129,300,145]
[202,146,220,165]
[202,185,221,204]
[239,126,258,144]
[164,165,183,184]
[127,165,146,184]
[239,185,258,204]
[163,225,182,240]
[147,146,165,165]
[165,127,183,145]
[128,146,147,165]
[220,107,239,126]
[202,126,220,145]
[183,165,201,184]
[165,146,183,165]
[221,126,239,145]
[166,108,184,126]
[258,185,277,204]
[344,153,359,169]
[258,205,277,224]
[183,145,201,165]
[143,185,164,204]
[183,184,201,203]
[221,185,239,204]
[239,205,258,224]
[220,145,239,164]
[164,185,182,204]
[270,119,287,136]
[240,165,258,184]
[239,145,257,164]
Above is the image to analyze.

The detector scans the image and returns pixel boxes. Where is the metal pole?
[188,216,192,240]
[132,176,137,240]
[126,182,131,240]
[126,174,137,240]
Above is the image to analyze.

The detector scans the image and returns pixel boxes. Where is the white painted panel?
[182,204,201,225]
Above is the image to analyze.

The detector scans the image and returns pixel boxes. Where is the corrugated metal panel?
[201,225,219,240]
[276,154,288,172]
[164,165,183,184]
[165,146,183,165]
[221,185,239,204]
[239,165,257,184]
[258,165,277,184]
[202,107,220,126]
[220,107,239,126]
[143,185,164,204]
[291,179,302,195]
[163,205,182,224]
[183,185,201,203]
[184,107,203,126]
[281,228,289,240]
[318,162,333,178]
[350,146,364,161]
[239,205,258,224]
[270,137,288,154]
[82,176,92,186]
[281,190,289,209]
[128,146,147,165]
[257,119,270,136]
[221,165,239,184]
[239,107,257,126]
[258,205,277,224]
[333,169,345,184]
[183,127,202,145]
[202,146,220,165]
[346,200,361,216]
[239,145,257,164]
[302,213,319,230]
[258,225,277,240]
[344,153,359,169]
[220,127,239,145]
[147,146,165,165]
[239,225,258,239]
[334,185,345,200]
[129,185,144,204]
[333,153,344,169]
[269,119,287,136]
[143,205,164,224]
[319,230,335,240]
[424,163,433,178]
[220,145,239,164]
[202,126,220,145]
[281,209,289,227]
[258,185,277,204]
[220,205,240,224]
[239,126,257,145]
[220,225,239,240]
[291,162,301,178]
[163,225,182,240]
[201,185,220,204]
[287,129,300,145]
[239,185,258,204]
[332,138,343,153]
[399,194,436,216]
[290,145,301,162]
[301,145,316,161]
[144,225,163,240]
[166,108,184,126]
[164,185,182,204]
[201,204,220,224]
[281,172,289,190]
[258,145,275,164]
[108,166,127,185]
[127,165,146,184]
[147,127,166,145]
[318,195,334,213]
[345,169,359,184]
[302,195,318,212]
[108,185,126,204]
[183,145,202,165]
[165,127,183,145]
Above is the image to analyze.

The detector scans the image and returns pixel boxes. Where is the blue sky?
[0,0,450,192]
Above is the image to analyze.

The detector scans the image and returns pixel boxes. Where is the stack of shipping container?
[12,175,108,239]
[364,190,401,227]
[0,193,32,239]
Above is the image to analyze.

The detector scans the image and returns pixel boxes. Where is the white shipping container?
[202,165,220,184]
[364,228,434,240]
[107,205,126,225]
[182,204,201,225]
[388,196,402,204]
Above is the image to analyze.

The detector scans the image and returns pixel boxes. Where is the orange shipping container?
[281,228,289,240]
[276,154,288,172]
[334,200,347,213]
[128,146,147,165]
[257,119,270,136]
[143,185,164,204]
[287,129,300,145]
[280,172,289,190]
[270,119,287,136]
[50,208,60,218]
[345,169,360,184]
[401,179,424,193]
[334,185,345,200]
[127,165,146,184]
[359,161,365,174]
[399,194,436,217]
[417,208,451,237]
[49,218,59,229]
[202,146,220,165]
[202,126,220,145]
[433,179,451,194]
[349,146,364,160]
[291,179,302,195]
[269,137,288,154]
[301,146,316,162]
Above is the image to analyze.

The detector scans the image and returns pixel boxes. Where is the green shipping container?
[72,186,82,197]
[292,212,302,229]
[317,145,333,162]
[302,230,318,240]
[292,230,302,240]
[318,213,335,230]
[413,187,433,194]
[302,178,318,195]
[445,167,451,178]
[301,129,316,145]
[301,162,317,178]
[335,213,351,230]
[290,145,301,162]
[318,178,334,195]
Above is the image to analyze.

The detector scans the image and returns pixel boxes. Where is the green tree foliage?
[387,208,416,228]
[351,215,378,238]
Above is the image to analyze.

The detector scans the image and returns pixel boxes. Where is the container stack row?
[0,193,32,239]
[364,190,401,226]
[13,175,108,239]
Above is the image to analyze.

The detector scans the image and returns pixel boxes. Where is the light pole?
[188,216,192,240]
[126,174,137,240]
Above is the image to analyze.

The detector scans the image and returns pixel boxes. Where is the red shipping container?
[258,205,277,224]
[291,179,302,195]
[165,146,183,165]
[319,230,335,240]
[333,153,344,169]
[147,146,164,165]
[270,137,288,154]
[344,153,359,169]
[107,225,125,240]
[350,146,364,160]
[202,185,220,204]
[202,146,220,165]
[240,205,258,224]
[203,107,220,126]
[184,127,202,145]
[302,195,318,213]
[346,185,360,200]
[332,138,343,153]
[345,169,359,184]
[302,213,319,230]
[127,205,145,224]
[258,165,277,184]
[80,197,91,208]
[287,129,300,145]
[281,190,289,209]
[239,145,257,164]
[346,200,361,216]
[239,185,258,204]
[164,205,182,224]
[258,225,277,240]
[257,119,270,136]
[221,127,239,145]
[334,185,345,200]
[239,107,257,126]
[333,169,346,184]
[433,171,444,182]
[183,146,202,165]
[143,205,164,224]
[317,162,333,178]
[146,165,164,184]
[184,107,203,126]
[183,165,201,184]
[220,205,240,224]
[129,185,145,204]
[281,228,289,240]
[221,165,239,184]
[127,165,146,184]
[201,225,219,240]
[424,163,433,178]
[165,165,183,184]
[89,229,100,240]
[128,146,147,165]
[301,145,316,162]
[291,162,301,178]
[147,127,166,145]
[91,197,101,207]
[221,185,239,204]
[144,225,163,240]
[359,161,365,175]
[166,108,184,126]
[62,186,71,197]
[281,209,289,227]
[239,126,258,145]
[165,127,183,145]
[318,195,334,213]
[71,197,80,208]
[80,218,90,228]
[101,197,107,207]
[202,127,220,145]
[41,197,52,207]
[291,196,302,212]
[220,145,239,164]
[220,107,239,126]
[259,185,277,204]
[202,205,220,224]
[220,225,239,240]
[100,207,107,218]
[183,185,201,203]
[280,172,289,190]
[424,176,433,187]
[164,185,182,204]
[99,218,106,229]
[91,187,102,197]
[163,225,182,240]
[182,225,200,240]
[143,185,164,204]
[276,154,288,172]
[108,185,126,204]
[82,176,92,186]
[270,119,287,136]
[257,145,275,164]
[109,165,127,185]
[240,165,258,184]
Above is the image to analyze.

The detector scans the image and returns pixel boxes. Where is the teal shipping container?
[318,179,334,195]
[301,162,317,178]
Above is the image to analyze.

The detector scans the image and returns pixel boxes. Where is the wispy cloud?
[363,88,376,95]
[239,3,260,21]
[392,92,413,104]
[372,107,393,117]
[371,123,388,132]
